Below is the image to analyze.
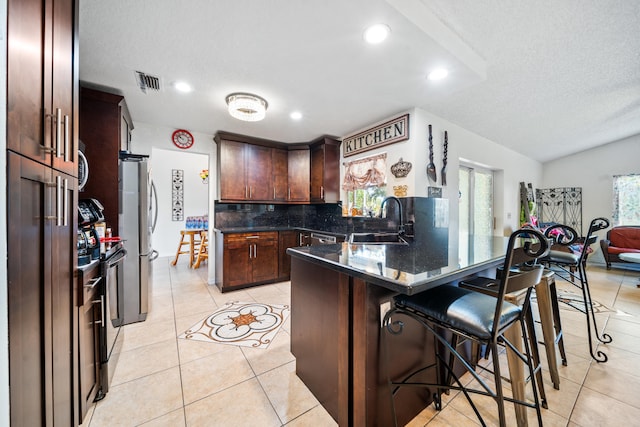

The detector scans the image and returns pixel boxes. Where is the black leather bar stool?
[382,228,549,427]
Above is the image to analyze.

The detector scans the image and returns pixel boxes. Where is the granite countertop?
[287,236,509,295]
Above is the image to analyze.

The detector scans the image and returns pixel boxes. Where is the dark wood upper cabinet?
[218,140,248,200]
[79,87,133,236]
[8,0,77,177]
[287,148,310,203]
[246,144,273,201]
[310,137,341,203]
[216,131,338,204]
[272,148,289,202]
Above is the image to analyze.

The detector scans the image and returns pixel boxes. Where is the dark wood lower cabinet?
[217,232,279,292]
[78,262,102,422]
[290,257,438,426]
[7,152,78,426]
[278,230,299,280]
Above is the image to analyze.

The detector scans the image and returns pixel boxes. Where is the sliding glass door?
[459,165,494,261]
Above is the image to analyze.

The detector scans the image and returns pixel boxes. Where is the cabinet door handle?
[273,187,276,199]
[63,178,69,227]
[98,295,105,326]
[245,186,248,199]
[56,175,63,226]
[245,236,260,239]
[249,186,252,199]
[288,188,291,200]
[63,114,70,162]
[248,244,252,259]
[40,112,57,153]
[253,244,257,258]
[55,108,62,158]
[321,186,324,199]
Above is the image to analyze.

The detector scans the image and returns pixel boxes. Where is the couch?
[600,226,640,269]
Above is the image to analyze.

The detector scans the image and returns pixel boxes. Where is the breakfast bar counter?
[287,236,508,426]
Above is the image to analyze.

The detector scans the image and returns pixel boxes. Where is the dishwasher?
[310,232,343,246]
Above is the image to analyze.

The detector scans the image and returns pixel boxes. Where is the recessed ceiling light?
[290,111,303,120]
[427,68,449,81]
[173,81,193,93]
[363,24,391,44]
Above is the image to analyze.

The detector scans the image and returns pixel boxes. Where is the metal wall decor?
[535,187,583,235]
[426,124,437,182]
[172,169,184,221]
[393,185,408,197]
[390,158,412,178]
[441,131,448,186]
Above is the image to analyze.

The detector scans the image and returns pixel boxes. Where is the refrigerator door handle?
[150,250,159,261]
[151,181,159,233]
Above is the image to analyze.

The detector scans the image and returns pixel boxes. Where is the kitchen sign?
[343,114,409,157]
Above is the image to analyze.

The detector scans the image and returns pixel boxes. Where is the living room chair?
[382,228,549,427]
[541,217,611,362]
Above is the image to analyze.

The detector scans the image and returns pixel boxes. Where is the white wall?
[543,134,640,263]
[1,0,9,423]
[340,108,543,250]
[130,122,217,283]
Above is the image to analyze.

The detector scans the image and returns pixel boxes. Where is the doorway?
[150,148,209,257]
[459,165,494,261]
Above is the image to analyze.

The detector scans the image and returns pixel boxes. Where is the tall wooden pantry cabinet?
[6,0,80,425]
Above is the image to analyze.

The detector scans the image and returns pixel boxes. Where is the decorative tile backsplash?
[213,197,441,236]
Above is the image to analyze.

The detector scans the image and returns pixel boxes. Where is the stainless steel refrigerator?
[118,153,158,325]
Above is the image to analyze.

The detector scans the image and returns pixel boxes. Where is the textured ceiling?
[79,0,640,163]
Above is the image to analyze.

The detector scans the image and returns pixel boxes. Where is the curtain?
[342,153,386,191]
[612,174,640,226]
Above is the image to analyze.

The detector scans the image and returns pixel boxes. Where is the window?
[342,153,387,216]
[612,174,640,226]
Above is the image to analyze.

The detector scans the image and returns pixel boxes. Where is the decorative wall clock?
[172,129,194,149]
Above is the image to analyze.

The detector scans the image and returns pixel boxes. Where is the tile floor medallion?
[552,288,624,314]
[179,301,290,349]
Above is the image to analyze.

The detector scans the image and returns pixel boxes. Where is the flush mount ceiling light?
[427,68,449,81]
[363,23,391,44]
[225,93,268,122]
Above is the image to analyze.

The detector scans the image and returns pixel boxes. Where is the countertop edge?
[287,246,506,295]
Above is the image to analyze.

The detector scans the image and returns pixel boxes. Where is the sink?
[348,232,408,245]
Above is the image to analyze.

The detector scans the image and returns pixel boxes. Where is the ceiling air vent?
[134,71,162,93]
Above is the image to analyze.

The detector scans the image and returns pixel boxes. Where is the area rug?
[178,301,290,349]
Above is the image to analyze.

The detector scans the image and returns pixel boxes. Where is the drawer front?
[78,262,101,306]
[224,231,278,243]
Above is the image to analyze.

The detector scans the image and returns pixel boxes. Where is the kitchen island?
[287,236,509,426]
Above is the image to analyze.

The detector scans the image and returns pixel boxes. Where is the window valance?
[342,153,387,191]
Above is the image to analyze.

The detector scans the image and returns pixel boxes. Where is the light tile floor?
[80,258,640,426]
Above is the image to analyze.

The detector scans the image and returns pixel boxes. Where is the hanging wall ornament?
[391,157,412,178]
[441,131,448,186]
[426,124,437,182]
[393,185,408,197]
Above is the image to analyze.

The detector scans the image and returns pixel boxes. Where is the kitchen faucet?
[379,196,405,235]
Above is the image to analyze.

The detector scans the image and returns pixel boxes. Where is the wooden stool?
[170,229,201,267]
[535,270,567,389]
[192,231,208,268]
